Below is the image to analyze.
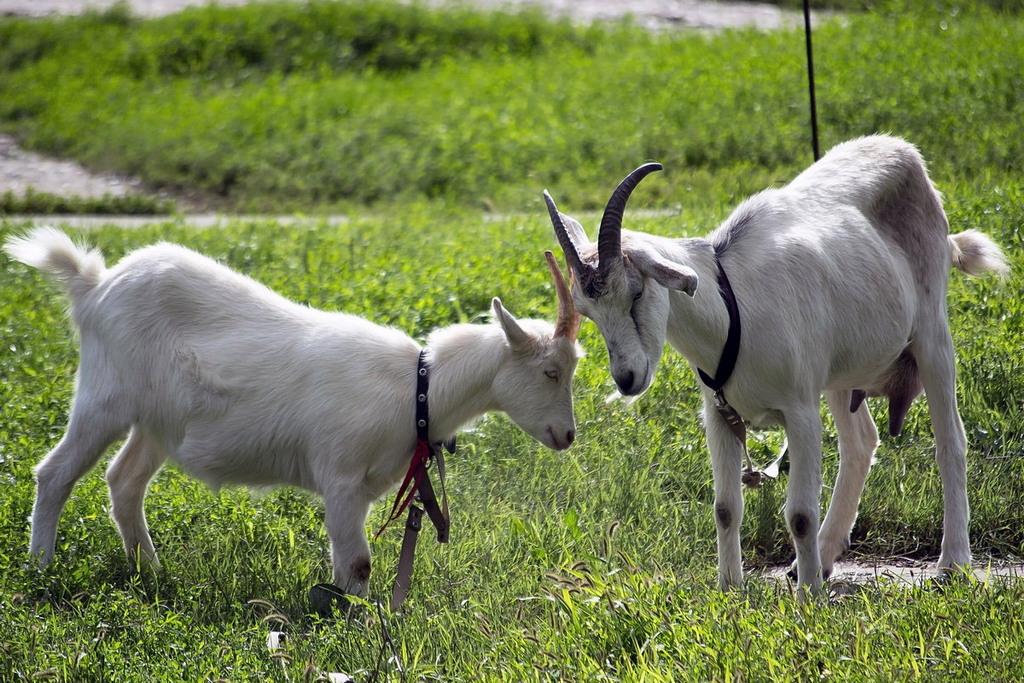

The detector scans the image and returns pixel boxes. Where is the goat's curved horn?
[544,190,587,277]
[545,250,580,341]
[597,162,663,270]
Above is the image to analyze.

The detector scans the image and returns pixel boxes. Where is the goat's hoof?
[932,562,973,588]
[308,583,348,620]
[786,561,832,583]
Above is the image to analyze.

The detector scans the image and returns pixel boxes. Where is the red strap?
[374,439,431,539]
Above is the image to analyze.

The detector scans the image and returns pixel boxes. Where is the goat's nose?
[565,429,575,446]
[615,370,637,395]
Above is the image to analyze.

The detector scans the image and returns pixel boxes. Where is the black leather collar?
[415,349,457,454]
[415,349,430,441]
[696,256,741,395]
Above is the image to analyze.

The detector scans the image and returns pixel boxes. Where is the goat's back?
[788,135,949,262]
[73,240,412,370]
[10,230,419,488]
[704,136,954,403]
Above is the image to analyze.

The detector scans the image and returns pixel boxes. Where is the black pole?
[803,0,820,161]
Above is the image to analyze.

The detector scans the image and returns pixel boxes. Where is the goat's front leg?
[704,395,745,589]
[324,484,374,598]
[783,406,825,597]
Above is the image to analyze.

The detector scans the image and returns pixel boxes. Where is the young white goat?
[544,135,1007,596]
[5,227,582,597]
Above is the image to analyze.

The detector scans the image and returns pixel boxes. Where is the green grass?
[1,195,1022,680]
[1,0,1024,680]
[0,1,1022,211]
[0,188,175,216]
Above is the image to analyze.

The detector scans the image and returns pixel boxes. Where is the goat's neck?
[661,238,734,375]
[422,325,506,441]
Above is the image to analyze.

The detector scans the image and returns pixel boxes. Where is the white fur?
[5,227,581,596]
[552,135,1007,596]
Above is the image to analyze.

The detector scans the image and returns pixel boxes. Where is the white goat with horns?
[5,227,582,597]
[544,135,1007,596]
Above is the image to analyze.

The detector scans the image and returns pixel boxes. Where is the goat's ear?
[561,213,590,247]
[635,252,698,297]
[493,297,531,350]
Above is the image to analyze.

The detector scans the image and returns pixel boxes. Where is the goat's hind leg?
[30,396,128,567]
[106,427,167,569]
[783,405,826,597]
[914,318,971,575]
[817,390,879,579]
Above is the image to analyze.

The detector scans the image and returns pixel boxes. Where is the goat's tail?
[949,230,1009,278]
[4,226,106,301]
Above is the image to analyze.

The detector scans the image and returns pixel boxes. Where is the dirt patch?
[2,0,808,30]
[761,558,1024,591]
[0,135,145,199]
[439,0,808,31]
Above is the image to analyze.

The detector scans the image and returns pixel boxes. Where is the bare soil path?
[3,0,806,30]
[0,134,144,199]
[761,559,1023,593]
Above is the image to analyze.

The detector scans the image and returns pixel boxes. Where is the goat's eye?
[633,286,644,302]
[544,369,559,381]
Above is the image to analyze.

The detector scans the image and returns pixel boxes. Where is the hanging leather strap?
[387,350,452,611]
[390,505,424,612]
[417,451,449,543]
